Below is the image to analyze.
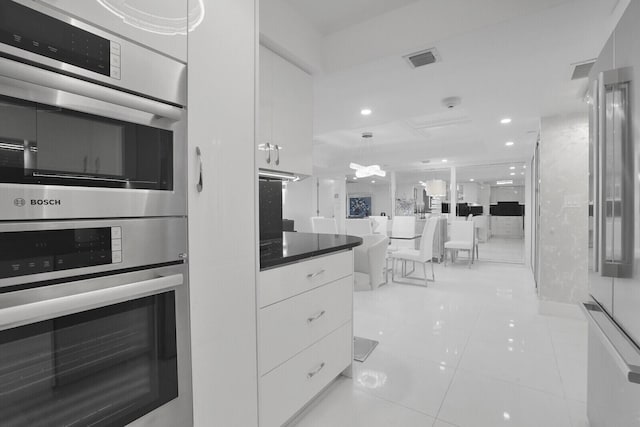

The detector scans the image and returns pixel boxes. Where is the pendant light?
[349,132,386,178]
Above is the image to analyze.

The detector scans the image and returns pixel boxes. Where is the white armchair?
[354,234,389,291]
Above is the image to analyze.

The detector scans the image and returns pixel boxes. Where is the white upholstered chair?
[354,234,389,291]
[345,218,373,237]
[388,215,416,252]
[311,217,338,234]
[444,221,475,267]
[390,217,438,286]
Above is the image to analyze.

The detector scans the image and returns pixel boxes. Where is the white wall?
[282,176,346,233]
[346,182,392,217]
[187,0,258,425]
[478,184,491,217]
[259,0,324,73]
[538,112,589,305]
[282,178,315,232]
[490,185,525,203]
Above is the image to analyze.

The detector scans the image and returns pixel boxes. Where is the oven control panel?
[0,227,123,279]
[0,1,120,79]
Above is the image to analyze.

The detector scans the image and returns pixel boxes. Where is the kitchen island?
[258,232,361,427]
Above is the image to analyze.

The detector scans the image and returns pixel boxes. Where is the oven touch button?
[111,227,122,239]
[112,251,122,263]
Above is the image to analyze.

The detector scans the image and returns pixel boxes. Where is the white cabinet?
[187,0,258,425]
[258,46,313,175]
[258,251,354,427]
[490,216,524,238]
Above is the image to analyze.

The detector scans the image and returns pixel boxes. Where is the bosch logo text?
[31,199,61,205]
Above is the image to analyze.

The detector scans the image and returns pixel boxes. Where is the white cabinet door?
[258,45,275,169]
[259,276,353,375]
[259,323,352,427]
[271,51,313,176]
[258,45,313,175]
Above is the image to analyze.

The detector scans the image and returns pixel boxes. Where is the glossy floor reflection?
[477,237,525,264]
[291,261,588,427]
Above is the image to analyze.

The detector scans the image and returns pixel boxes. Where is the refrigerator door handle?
[582,301,640,384]
[599,67,634,278]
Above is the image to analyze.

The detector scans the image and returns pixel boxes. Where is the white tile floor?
[291,260,589,427]
[477,237,525,264]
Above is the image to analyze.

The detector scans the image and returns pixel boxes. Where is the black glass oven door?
[0,292,178,427]
[0,94,173,190]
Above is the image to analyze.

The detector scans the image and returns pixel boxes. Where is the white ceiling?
[266,0,627,179]
[282,0,421,35]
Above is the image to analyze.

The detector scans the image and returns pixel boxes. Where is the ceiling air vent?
[404,48,440,69]
[571,59,596,80]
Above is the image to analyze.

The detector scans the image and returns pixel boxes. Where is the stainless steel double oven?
[0,1,191,426]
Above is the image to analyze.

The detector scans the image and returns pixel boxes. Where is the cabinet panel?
[259,251,353,308]
[271,51,312,175]
[258,45,274,170]
[610,1,640,345]
[259,322,352,427]
[259,276,352,375]
[257,45,312,175]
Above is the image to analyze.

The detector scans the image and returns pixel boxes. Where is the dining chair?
[311,217,338,234]
[390,217,438,286]
[444,220,475,267]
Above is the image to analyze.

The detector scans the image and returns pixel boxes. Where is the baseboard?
[538,300,586,321]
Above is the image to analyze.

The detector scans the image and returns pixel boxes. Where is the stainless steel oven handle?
[0,273,183,332]
[0,57,183,121]
[582,301,640,384]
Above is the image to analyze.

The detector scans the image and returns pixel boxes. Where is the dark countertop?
[260,232,362,270]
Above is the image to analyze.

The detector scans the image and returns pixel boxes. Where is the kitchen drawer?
[259,322,352,427]
[260,251,352,307]
[259,276,352,375]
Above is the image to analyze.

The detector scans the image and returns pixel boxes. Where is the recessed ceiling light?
[523,165,527,169]
[361,108,372,116]
[505,141,514,146]
[469,178,475,182]
[500,118,512,124]
[509,166,516,170]
[442,159,448,163]
[371,180,376,183]
[353,177,358,180]
[510,172,515,176]
[521,172,525,175]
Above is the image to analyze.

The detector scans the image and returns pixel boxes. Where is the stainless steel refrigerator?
[586,2,640,425]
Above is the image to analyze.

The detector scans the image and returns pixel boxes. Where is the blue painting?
[349,196,372,218]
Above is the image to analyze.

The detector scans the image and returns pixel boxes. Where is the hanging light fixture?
[349,132,386,178]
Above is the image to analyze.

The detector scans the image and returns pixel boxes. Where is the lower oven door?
[0,265,192,427]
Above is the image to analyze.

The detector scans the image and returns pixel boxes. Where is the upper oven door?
[0,57,186,220]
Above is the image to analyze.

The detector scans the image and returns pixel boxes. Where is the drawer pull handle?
[307,310,326,323]
[307,362,326,379]
[307,269,326,279]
